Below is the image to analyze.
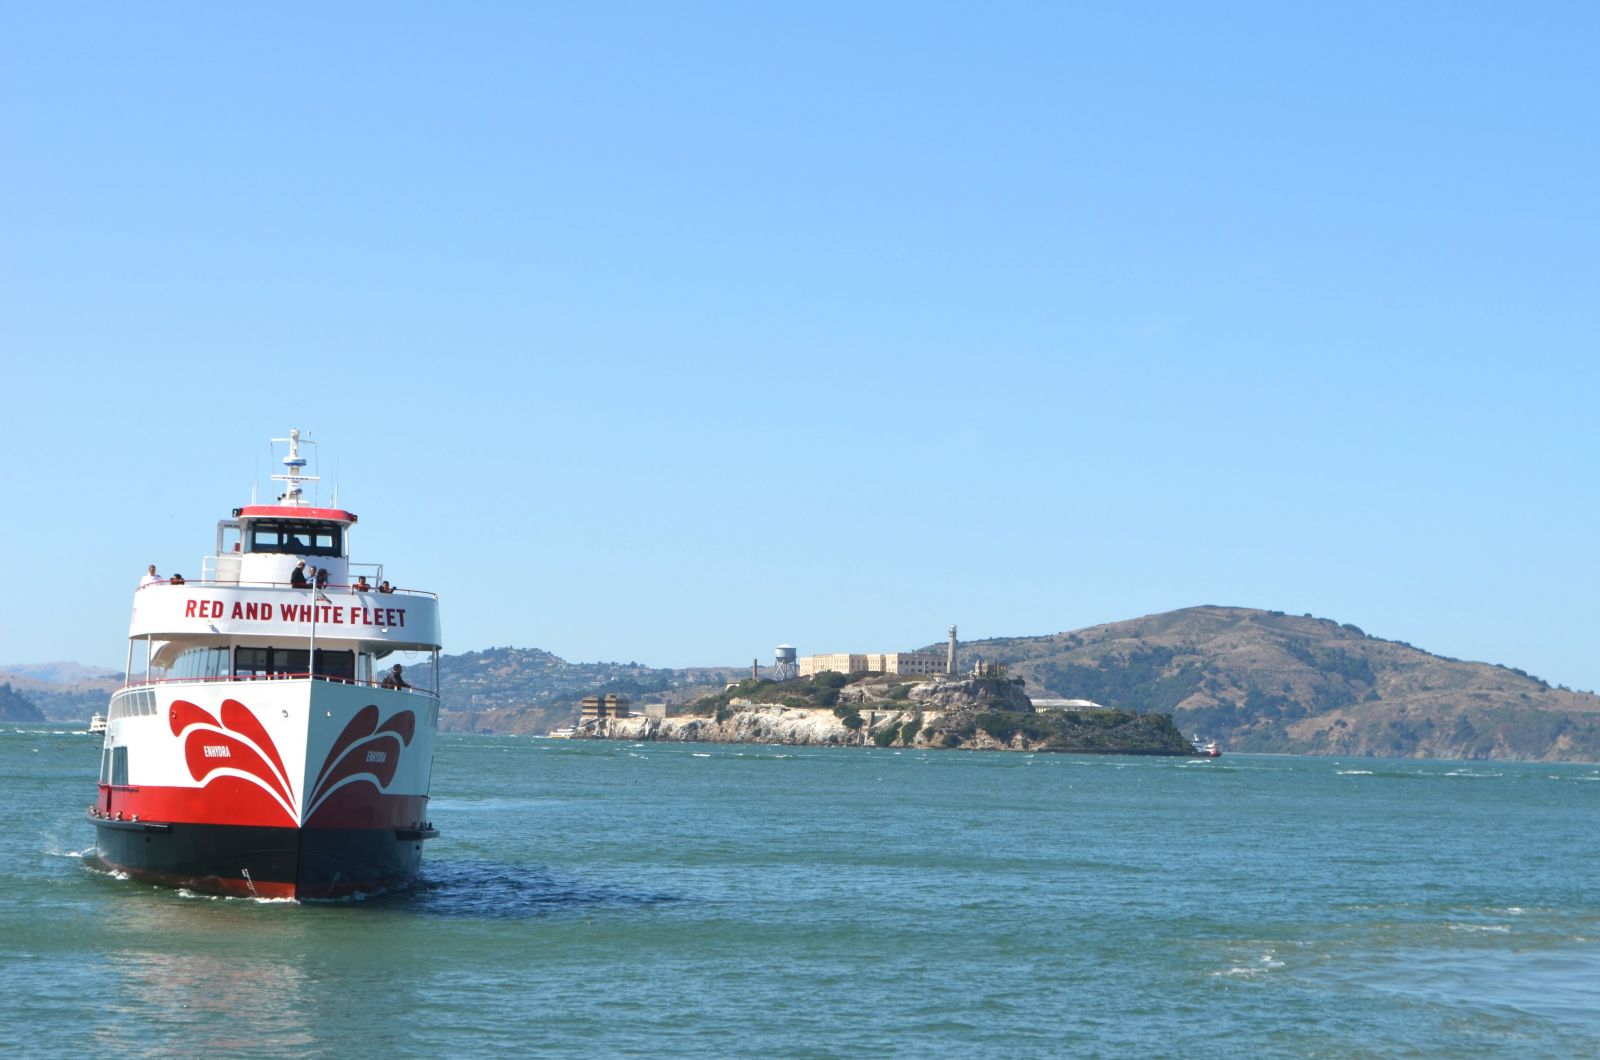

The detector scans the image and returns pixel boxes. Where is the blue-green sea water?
[4,728,1598,1057]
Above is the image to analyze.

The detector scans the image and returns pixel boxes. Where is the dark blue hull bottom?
[91,815,433,899]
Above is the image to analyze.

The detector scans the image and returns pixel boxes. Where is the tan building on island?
[579,693,632,720]
[798,651,947,677]
[798,653,868,677]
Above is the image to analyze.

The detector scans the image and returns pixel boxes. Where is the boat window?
[236,646,306,677]
[247,521,343,558]
[169,647,230,681]
[112,746,129,786]
[314,650,355,682]
[233,646,352,680]
[234,647,271,677]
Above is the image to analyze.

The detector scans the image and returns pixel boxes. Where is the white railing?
[185,560,425,596]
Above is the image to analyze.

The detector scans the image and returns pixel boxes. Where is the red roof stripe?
[236,505,357,522]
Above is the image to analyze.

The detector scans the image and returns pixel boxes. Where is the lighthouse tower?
[946,625,957,675]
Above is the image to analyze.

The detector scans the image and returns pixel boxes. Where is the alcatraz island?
[568,628,1198,756]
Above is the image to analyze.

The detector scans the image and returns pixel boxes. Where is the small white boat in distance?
[88,714,107,734]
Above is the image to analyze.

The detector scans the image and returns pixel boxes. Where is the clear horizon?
[3,5,1595,690]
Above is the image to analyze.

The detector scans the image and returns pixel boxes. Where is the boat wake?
[387,858,680,919]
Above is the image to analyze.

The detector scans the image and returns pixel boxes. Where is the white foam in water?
[1215,953,1285,979]
[174,887,298,905]
[691,752,711,757]
[43,842,96,861]
[1338,769,1374,775]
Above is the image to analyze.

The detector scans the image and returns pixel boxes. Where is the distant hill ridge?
[937,606,1600,761]
[0,667,122,724]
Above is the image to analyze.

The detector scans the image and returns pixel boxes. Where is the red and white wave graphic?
[304,704,415,824]
[169,698,299,826]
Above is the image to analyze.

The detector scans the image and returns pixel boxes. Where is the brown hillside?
[950,606,1600,762]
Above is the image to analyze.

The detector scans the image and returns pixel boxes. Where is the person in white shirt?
[139,564,159,586]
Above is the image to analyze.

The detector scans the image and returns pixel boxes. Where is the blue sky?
[2,4,1596,689]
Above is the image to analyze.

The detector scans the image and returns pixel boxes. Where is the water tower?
[773,644,799,682]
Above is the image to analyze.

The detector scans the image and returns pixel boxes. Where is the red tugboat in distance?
[89,430,442,899]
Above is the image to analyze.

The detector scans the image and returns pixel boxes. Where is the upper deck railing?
[158,571,437,599]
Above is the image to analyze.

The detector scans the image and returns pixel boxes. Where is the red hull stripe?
[100,783,428,829]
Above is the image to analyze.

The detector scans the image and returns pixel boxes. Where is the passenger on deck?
[290,561,309,588]
[305,565,319,589]
[380,664,409,690]
[352,575,371,592]
[169,573,186,585]
[315,566,330,589]
[140,564,159,586]
[377,580,395,594]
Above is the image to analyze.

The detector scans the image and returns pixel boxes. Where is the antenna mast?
[270,428,320,507]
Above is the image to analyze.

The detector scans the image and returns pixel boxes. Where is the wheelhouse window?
[246,521,343,558]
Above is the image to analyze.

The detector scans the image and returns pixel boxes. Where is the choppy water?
[4,729,1598,1057]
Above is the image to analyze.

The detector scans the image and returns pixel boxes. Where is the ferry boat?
[1193,735,1221,758]
[89,430,442,899]
[88,713,107,735]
